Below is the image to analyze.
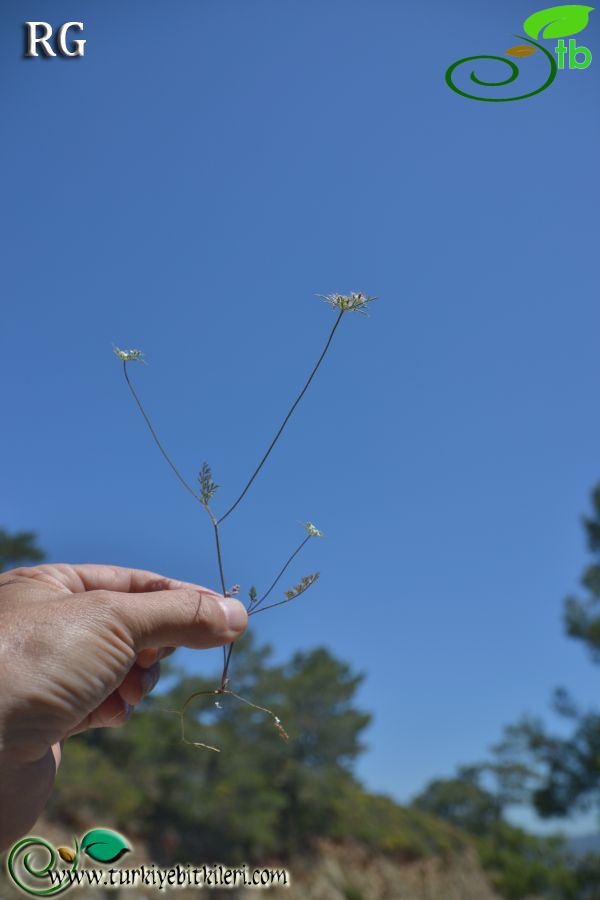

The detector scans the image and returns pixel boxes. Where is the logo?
[6,829,130,895]
[5,832,290,893]
[446,4,593,101]
[24,22,86,58]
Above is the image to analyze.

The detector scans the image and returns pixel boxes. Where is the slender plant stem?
[123,362,234,675]
[211,519,230,675]
[217,309,345,525]
[251,535,311,612]
[217,312,345,683]
[210,519,227,596]
[199,504,229,673]
[123,363,199,503]
[222,643,234,686]
[223,533,313,680]
[249,595,306,616]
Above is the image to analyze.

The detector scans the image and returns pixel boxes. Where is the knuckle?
[83,591,136,654]
[183,590,213,625]
[87,588,121,611]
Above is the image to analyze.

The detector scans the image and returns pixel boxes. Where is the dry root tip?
[274,718,290,742]
[191,741,221,753]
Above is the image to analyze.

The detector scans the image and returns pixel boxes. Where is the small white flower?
[318,292,376,315]
[113,346,145,363]
[215,701,222,710]
[304,521,324,538]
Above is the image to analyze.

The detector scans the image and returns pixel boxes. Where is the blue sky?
[1,0,599,835]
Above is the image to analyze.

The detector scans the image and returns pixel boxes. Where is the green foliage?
[419,483,600,898]
[569,853,600,900]
[412,770,586,899]
[197,461,219,506]
[412,768,502,835]
[0,528,44,573]
[494,709,600,819]
[564,484,600,659]
[50,739,145,826]
[477,822,577,900]
[332,782,469,861]
[490,485,600,821]
[341,885,367,900]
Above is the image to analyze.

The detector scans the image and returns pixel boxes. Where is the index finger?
[5,563,221,598]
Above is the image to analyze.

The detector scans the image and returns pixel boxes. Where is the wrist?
[0,747,57,852]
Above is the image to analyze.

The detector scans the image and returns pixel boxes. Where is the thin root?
[159,686,290,752]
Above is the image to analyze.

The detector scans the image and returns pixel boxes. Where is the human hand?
[0,563,247,850]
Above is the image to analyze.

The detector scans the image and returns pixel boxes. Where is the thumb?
[99,587,248,651]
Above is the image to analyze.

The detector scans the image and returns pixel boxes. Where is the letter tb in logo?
[25,22,86,58]
[446,4,593,101]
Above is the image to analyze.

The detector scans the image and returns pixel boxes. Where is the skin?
[0,563,248,852]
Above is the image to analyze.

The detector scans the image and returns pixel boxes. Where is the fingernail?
[141,669,159,694]
[219,598,248,632]
[123,702,134,720]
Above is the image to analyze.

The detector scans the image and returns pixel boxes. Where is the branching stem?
[217,309,344,525]
[123,363,199,503]
[250,535,311,612]
[119,305,350,746]
[249,576,318,616]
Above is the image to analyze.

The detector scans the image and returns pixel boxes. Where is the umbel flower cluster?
[113,347,144,363]
[318,292,376,315]
[113,292,375,749]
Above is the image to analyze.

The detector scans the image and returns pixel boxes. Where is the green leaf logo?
[80,829,130,864]
[523,5,594,39]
